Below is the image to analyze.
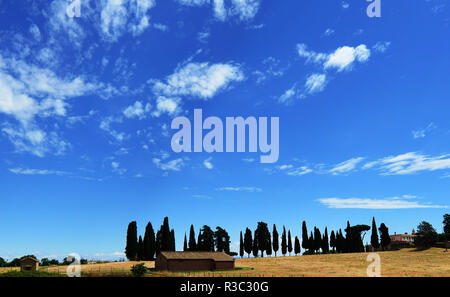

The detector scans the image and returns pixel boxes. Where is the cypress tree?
[252,230,259,257]
[155,230,162,256]
[314,227,322,253]
[379,223,391,251]
[281,226,287,256]
[137,236,144,260]
[255,222,270,257]
[170,229,176,251]
[125,221,138,260]
[198,225,214,251]
[287,230,293,256]
[143,222,156,260]
[294,236,300,255]
[371,217,380,249]
[214,227,230,254]
[159,217,171,251]
[345,221,352,253]
[183,233,188,251]
[239,231,244,258]
[267,234,272,257]
[272,224,279,257]
[301,221,309,251]
[244,228,253,258]
[309,232,314,254]
[322,227,329,253]
[188,224,197,251]
[330,231,336,252]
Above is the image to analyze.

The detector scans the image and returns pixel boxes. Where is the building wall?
[167,259,214,271]
[215,261,234,270]
[155,254,168,270]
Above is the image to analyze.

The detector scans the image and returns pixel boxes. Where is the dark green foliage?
[267,233,272,256]
[130,263,148,277]
[189,224,197,251]
[287,230,292,255]
[214,227,231,254]
[170,229,176,251]
[252,230,259,257]
[125,221,138,260]
[415,221,438,249]
[281,226,287,256]
[137,236,144,260]
[272,224,279,257]
[371,217,380,249]
[255,222,271,257]
[443,214,450,236]
[159,217,172,252]
[330,231,336,252]
[313,227,321,253]
[155,230,162,256]
[198,225,215,251]
[244,228,253,257]
[183,233,188,251]
[322,227,329,253]
[301,221,309,251]
[294,236,301,255]
[143,222,156,260]
[345,224,370,253]
[378,223,391,251]
[309,232,314,253]
[239,231,244,257]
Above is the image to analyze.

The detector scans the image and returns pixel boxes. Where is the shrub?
[130,263,148,277]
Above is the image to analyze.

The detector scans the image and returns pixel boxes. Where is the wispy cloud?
[329,157,365,175]
[216,186,262,193]
[153,158,185,171]
[203,157,214,169]
[9,168,69,176]
[412,122,436,139]
[318,196,448,209]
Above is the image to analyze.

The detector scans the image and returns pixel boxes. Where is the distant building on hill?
[20,257,39,271]
[389,229,416,250]
[155,251,235,272]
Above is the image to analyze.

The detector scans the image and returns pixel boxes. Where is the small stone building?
[20,257,39,271]
[155,251,235,272]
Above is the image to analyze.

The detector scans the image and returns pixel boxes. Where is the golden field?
[1,248,449,277]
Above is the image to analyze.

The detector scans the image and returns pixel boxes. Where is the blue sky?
[0,0,449,261]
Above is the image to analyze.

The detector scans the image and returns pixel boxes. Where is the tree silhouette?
[188,224,197,251]
[281,226,287,256]
[330,230,336,252]
[244,228,253,258]
[143,222,156,260]
[272,224,279,257]
[371,217,380,249]
[294,236,301,255]
[239,231,244,258]
[378,223,391,251]
[125,221,138,260]
[301,221,309,251]
[287,230,293,256]
[183,233,188,251]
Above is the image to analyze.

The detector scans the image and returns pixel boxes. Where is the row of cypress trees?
[125,217,175,261]
[182,225,231,254]
[239,218,391,257]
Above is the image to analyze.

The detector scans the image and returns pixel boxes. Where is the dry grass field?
[1,248,448,277]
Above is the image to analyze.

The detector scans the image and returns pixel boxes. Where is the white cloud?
[278,85,297,104]
[100,0,156,41]
[203,157,214,169]
[324,45,370,71]
[216,186,262,192]
[366,152,450,175]
[153,62,244,100]
[329,157,365,175]
[305,73,327,94]
[287,166,313,176]
[152,96,180,117]
[412,123,436,139]
[318,197,447,209]
[9,168,69,176]
[100,116,127,142]
[153,158,185,171]
[373,41,391,53]
[324,28,335,36]
[29,24,41,41]
[111,161,127,175]
[123,101,151,119]
[177,0,261,21]
[342,1,349,9]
